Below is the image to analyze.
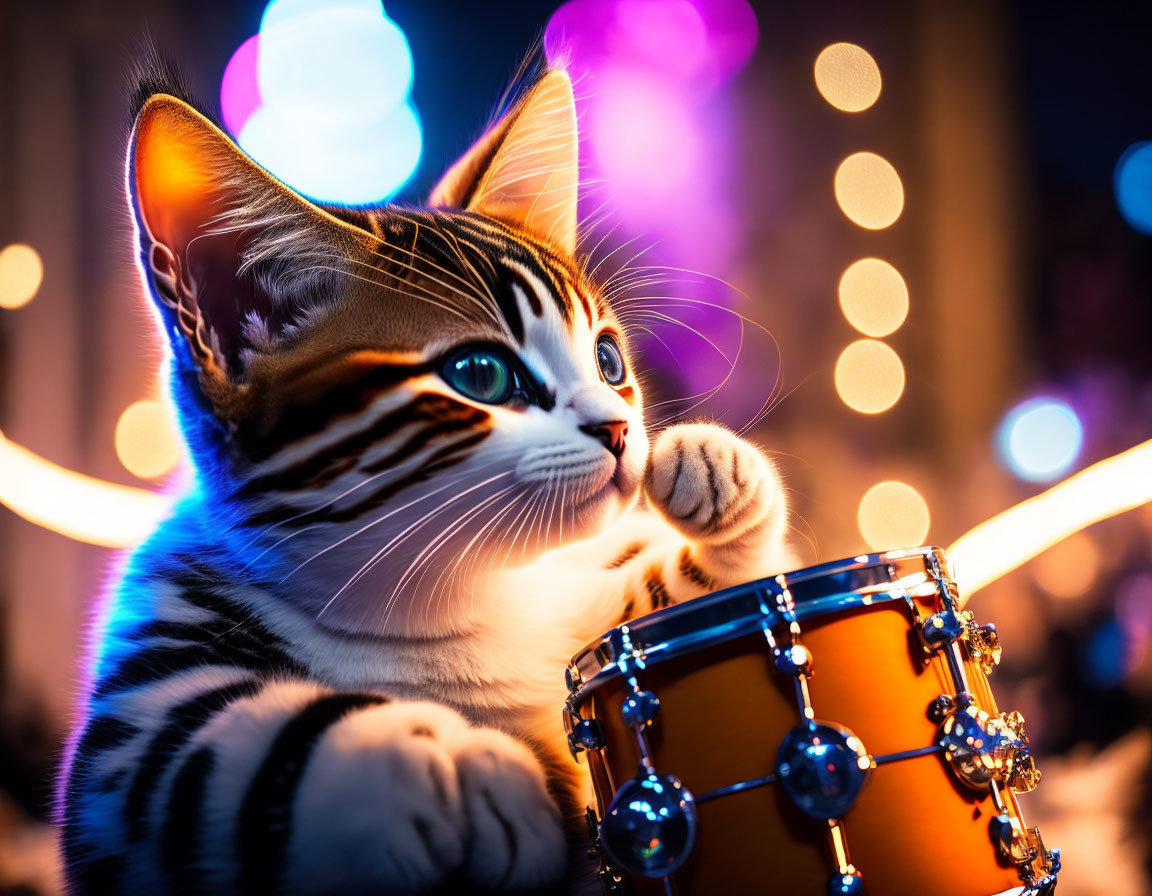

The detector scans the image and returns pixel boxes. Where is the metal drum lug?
[927,693,955,722]
[565,703,605,759]
[962,613,1003,673]
[1009,748,1042,792]
[918,610,965,652]
[937,704,1015,790]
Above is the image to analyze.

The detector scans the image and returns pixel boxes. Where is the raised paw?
[645,423,783,546]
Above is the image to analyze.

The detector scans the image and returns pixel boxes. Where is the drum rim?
[567,545,953,704]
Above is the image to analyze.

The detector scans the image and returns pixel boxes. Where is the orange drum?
[564,547,1060,896]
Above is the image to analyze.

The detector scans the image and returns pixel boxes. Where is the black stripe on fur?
[161,745,217,895]
[124,679,263,841]
[237,692,389,893]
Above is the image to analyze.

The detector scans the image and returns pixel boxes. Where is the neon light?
[0,429,172,548]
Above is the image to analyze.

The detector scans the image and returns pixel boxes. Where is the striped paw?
[645,423,782,545]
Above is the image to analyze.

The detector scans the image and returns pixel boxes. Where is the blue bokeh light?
[1082,620,1127,689]
[996,397,1083,483]
[1115,141,1152,236]
[226,0,421,206]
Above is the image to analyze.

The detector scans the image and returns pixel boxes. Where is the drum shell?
[577,595,1026,896]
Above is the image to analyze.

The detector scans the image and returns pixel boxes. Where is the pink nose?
[580,420,628,457]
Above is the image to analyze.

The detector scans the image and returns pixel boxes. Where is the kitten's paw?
[645,423,783,545]
[291,701,471,893]
[451,728,567,890]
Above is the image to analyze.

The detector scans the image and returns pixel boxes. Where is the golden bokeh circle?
[857,480,930,551]
[814,43,882,113]
[0,244,44,309]
[834,152,904,229]
[115,400,183,480]
[1032,532,1101,599]
[839,258,909,337]
[834,339,905,413]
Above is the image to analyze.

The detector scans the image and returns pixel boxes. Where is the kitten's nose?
[580,420,628,458]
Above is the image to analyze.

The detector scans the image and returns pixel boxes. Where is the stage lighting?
[114,400,183,480]
[997,397,1083,483]
[0,429,171,548]
[0,243,43,309]
[834,152,904,230]
[220,0,421,205]
[814,43,881,113]
[838,258,908,337]
[834,339,905,414]
[857,480,930,551]
[1114,140,1152,235]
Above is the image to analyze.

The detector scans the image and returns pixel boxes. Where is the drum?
[563,547,1060,896]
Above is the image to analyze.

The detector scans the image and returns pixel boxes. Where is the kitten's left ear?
[429,69,579,256]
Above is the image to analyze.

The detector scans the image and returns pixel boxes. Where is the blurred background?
[1,0,1150,893]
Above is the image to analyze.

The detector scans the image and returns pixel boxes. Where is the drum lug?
[938,704,1040,792]
[962,613,1003,673]
[918,610,965,652]
[565,713,605,760]
[990,814,1060,891]
[927,693,955,723]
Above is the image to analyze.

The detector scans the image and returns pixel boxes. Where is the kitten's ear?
[129,93,371,396]
[429,69,579,256]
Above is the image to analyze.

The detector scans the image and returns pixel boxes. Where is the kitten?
[59,55,794,895]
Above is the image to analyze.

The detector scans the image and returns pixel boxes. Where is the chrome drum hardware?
[565,547,1061,896]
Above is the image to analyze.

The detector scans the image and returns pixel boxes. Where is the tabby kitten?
[60,58,794,894]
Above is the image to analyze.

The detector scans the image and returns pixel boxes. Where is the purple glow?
[220,33,262,137]
[545,0,765,424]
[546,0,758,91]
[590,71,700,202]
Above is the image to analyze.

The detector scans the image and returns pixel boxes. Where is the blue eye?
[443,348,514,404]
[597,335,627,386]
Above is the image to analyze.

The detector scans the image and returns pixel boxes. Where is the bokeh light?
[814,42,881,113]
[1031,531,1101,599]
[997,396,1083,483]
[545,0,759,91]
[114,400,183,480]
[834,151,904,229]
[590,73,700,199]
[1114,140,1152,235]
[834,339,905,413]
[0,429,171,548]
[0,244,44,309]
[857,480,930,550]
[1083,620,1130,689]
[838,258,909,337]
[220,0,421,205]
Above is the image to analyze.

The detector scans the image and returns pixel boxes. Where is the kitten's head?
[128,56,646,634]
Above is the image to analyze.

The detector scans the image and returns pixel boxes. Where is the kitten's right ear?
[429,70,580,256]
[128,92,373,405]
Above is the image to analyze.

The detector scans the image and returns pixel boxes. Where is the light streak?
[0,429,172,548]
[950,436,1152,601]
